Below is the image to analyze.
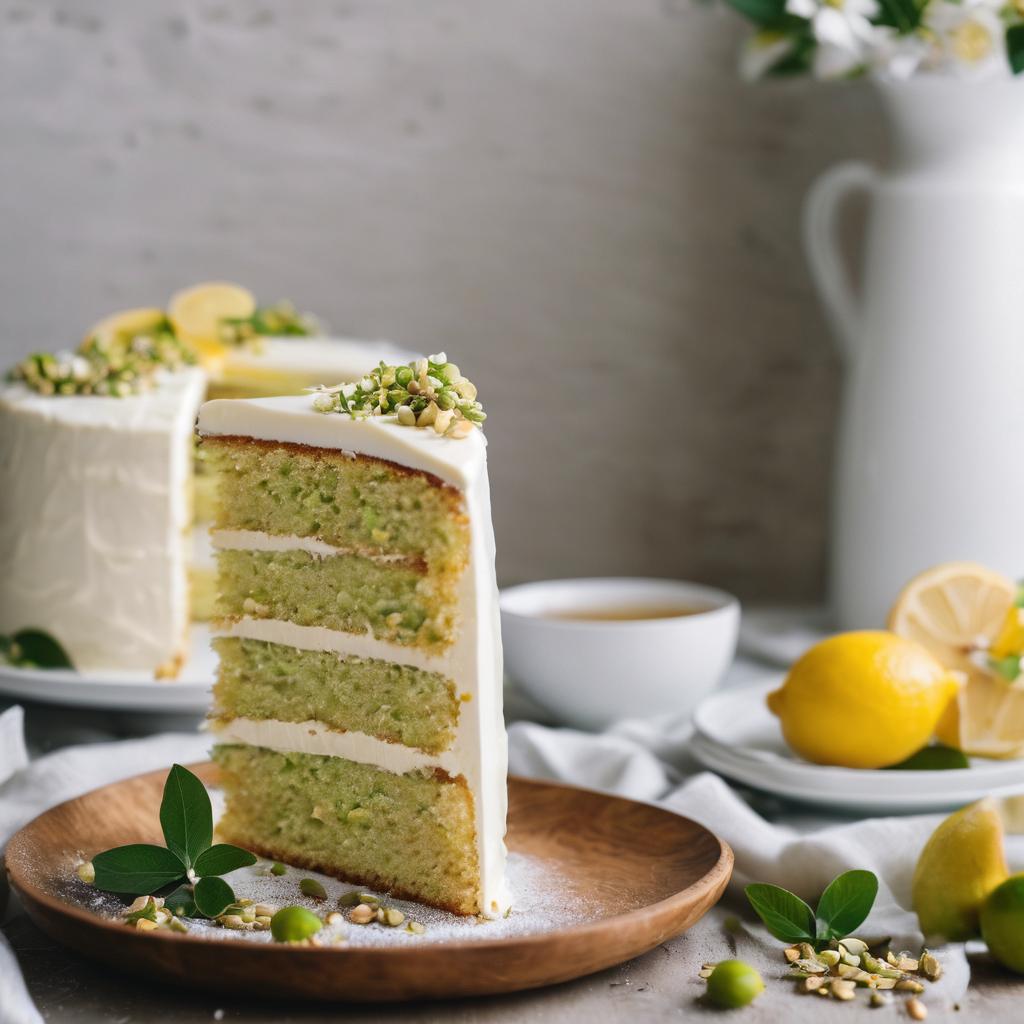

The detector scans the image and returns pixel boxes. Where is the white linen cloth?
[3,658,1009,1022]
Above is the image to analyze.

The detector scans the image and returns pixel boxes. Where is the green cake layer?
[213,636,459,754]
[213,744,481,915]
[216,547,457,651]
[202,436,469,574]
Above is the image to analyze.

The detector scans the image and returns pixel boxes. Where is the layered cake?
[198,357,508,916]
[0,332,204,675]
[0,284,410,674]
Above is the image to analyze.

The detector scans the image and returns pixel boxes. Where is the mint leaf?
[745,883,816,943]
[991,655,1021,682]
[163,884,197,918]
[194,875,235,918]
[816,870,878,941]
[887,744,969,771]
[159,764,213,870]
[92,844,186,895]
[0,629,74,670]
[194,844,257,878]
[1008,25,1024,76]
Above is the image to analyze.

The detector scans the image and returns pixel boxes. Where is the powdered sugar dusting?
[59,850,595,948]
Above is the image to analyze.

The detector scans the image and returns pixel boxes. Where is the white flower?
[870,26,932,79]
[739,30,798,80]
[787,0,880,77]
[924,0,1011,78]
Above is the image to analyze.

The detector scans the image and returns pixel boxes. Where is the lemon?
[912,797,1011,941]
[981,874,1024,974]
[889,562,1024,758]
[168,281,255,362]
[888,561,1016,677]
[766,631,959,769]
[83,307,167,350]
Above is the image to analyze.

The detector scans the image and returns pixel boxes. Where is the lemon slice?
[888,561,1016,677]
[83,307,167,349]
[168,282,255,362]
[889,561,1024,757]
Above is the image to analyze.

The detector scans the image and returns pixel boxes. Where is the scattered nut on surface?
[348,903,375,925]
[907,997,927,1020]
[830,979,857,1001]
[76,861,95,884]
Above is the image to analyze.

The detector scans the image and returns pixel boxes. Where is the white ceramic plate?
[692,679,1024,814]
[0,625,214,712]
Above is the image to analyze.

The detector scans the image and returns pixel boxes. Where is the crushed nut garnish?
[309,353,485,437]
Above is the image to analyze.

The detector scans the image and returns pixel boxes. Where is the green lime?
[270,905,323,943]
[981,874,1024,973]
[706,959,765,1008]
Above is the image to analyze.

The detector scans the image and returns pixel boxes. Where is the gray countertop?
[6,899,1024,1022]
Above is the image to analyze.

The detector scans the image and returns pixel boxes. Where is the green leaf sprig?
[0,629,74,670]
[746,870,878,947]
[91,764,256,919]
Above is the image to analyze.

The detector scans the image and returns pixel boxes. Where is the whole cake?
[0,284,410,675]
[0,333,204,675]
[198,357,508,916]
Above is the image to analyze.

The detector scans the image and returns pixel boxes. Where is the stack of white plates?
[692,679,1024,815]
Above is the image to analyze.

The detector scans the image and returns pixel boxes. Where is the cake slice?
[198,357,508,916]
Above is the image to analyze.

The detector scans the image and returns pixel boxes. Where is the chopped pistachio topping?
[309,353,485,437]
[8,316,194,397]
[219,301,317,347]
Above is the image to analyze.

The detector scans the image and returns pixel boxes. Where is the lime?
[981,874,1024,973]
[706,960,764,1009]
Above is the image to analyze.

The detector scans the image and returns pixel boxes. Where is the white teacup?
[500,577,740,731]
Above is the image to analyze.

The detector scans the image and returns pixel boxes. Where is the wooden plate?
[6,763,732,1002]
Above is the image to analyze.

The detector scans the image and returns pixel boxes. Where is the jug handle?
[803,161,876,363]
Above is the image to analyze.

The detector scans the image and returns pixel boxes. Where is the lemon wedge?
[889,562,1024,758]
[168,282,255,363]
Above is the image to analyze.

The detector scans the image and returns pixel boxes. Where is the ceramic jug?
[805,77,1024,628]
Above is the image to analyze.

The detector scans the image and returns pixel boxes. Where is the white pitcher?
[805,77,1024,629]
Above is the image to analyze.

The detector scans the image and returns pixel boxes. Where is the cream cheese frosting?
[0,368,207,673]
[214,337,414,389]
[201,399,508,917]
[198,395,486,490]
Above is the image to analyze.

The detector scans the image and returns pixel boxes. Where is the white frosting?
[213,337,415,390]
[211,717,461,780]
[198,394,486,490]
[210,528,410,563]
[201,397,507,916]
[0,369,207,673]
[218,616,452,676]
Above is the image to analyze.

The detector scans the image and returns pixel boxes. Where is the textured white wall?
[0,0,887,599]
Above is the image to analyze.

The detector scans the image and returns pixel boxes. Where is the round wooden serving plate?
[6,763,733,1002]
